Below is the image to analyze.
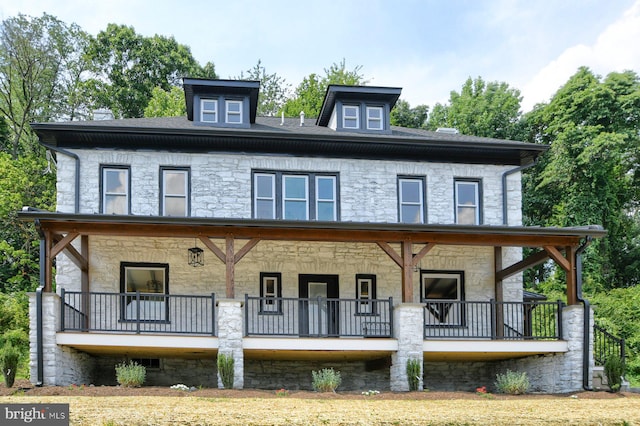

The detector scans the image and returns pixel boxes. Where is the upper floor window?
[366,106,383,130]
[342,105,359,129]
[225,100,243,124]
[455,179,481,225]
[160,167,189,216]
[101,166,130,214]
[398,177,425,223]
[253,171,339,221]
[201,99,218,123]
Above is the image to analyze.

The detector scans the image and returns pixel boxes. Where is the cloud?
[521,0,640,111]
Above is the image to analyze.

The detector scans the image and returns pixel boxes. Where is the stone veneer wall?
[92,357,217,387]
[216,300,244,389]
[390,304,424,391]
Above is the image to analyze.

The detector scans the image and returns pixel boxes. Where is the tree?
[283,59,367,118]
[144,86,186,117]
[237,60,289,117]
[0,13,91,158]
[390,99,428,128]
[426,76,523,139]
[85,24,216,118]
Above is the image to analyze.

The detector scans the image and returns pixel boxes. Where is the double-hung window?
[421,270,465,327]
[455,179,481,225]
[160,168,189,216]
[398,177,425,223]
[253,171,339,221]
[225,100,243,124]
[342,105,359,129]
[201,99,218,123]
[366,106,383,130]
[102,166,130,214]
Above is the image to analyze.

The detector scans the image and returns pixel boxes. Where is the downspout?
[40,142,80,213]
[35,221,45,386]
[502,158,538,225]
[576,236,593,391]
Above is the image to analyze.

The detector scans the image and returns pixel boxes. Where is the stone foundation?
[93,357,217,387]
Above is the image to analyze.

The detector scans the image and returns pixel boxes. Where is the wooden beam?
[566,246,577,305]
[401,241,414,303]
[234,238,260,264]
[225,235,235,298]
[376,242,402,268]
[494,246,504,337]
[50,232,79,257]
[411,243,435,268]
[495,250,550,281]
[199,236,226,263]
[44,231,53,292]
[544,246,570,271]
[81,235,90,331]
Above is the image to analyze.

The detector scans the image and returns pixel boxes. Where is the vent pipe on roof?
[435,127,459,134]
[299,111,305,126]
[280,111,284,126]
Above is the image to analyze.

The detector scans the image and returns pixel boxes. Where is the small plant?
[0,343,20,388]
[406,358,421,391]
[495,369,529,395]
[217,353,235,389]
[275,388,289,397]
[311,368,341,392]
[604,355,625,392]
[115,361,146,387]
[361,389,380,396]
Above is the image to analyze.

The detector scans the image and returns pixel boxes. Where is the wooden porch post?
[494,246,504,338]
[81,235,90,330]
[401,240,414,303]
[225,235,235,299]
[44,230,53,293]
[566,245,577,305]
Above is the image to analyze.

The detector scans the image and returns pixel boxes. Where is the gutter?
[40,142,80,213]
[502,158,538,225]
[35,221,45,386]
[576,236,593,391]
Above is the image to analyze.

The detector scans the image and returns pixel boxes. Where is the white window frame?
[282,175,309,220]
[102,167,129,215]
[254,173,276,219]
[455,180,480,225]
[200,99,218,123]
[315,175,337,221]
[225,100,243,124]
[399,178,424,224]
[366,106,384,130]
[161,168,188,216]
[342,105,359,129]
[356,274,376,314]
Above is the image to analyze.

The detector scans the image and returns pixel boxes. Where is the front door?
[298,274,339,336]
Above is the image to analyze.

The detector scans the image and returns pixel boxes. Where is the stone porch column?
[216,299,244,389]
[560,304,593,392]
[390,303,424,391]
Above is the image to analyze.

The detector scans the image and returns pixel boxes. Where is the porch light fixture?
[188,239,204,267]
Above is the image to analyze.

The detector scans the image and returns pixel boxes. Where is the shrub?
[494,369,530,395]
[1,343,20,387]
[217,353,234,389]
[115,361,146,387]
[604,355,625,392]
[312,368,341,392]
[406,358,421,391]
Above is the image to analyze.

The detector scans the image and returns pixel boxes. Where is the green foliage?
[144,86,186,118]
[604,355,625,392]
[217,353,234,389]
[406,358,421,391]
[115,361,146,387]
[494,369,530,395]
[311,368,341,392]
[1,343,21,387]
[390,100,429,128]
[237,60,289,117]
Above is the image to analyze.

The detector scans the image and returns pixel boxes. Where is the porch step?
[593,365,630,392]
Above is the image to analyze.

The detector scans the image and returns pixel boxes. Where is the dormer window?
[226,100,243,124]
[201,99,218,123]
[342,105,359,129]
[366,106,383,130]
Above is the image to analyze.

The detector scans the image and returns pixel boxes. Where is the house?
[22,78,607,392]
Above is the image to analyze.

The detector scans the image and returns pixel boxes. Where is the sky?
[2,0,640,113]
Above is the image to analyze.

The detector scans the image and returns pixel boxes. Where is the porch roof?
[19,210,606,247]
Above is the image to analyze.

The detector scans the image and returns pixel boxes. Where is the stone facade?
[216,300,244,389]
[390,304,424,391]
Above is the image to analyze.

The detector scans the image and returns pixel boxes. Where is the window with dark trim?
[398,176,426,223]
[421,270,465,326]
[455,179,482,225]
[160,167,190,216]
[101,165,130,214]
[120,262,169,322]
[259,272,282,314]
[225,100,243,123]
[200,99,218,123]
[252,171,339,221]
[355,274,377,314]
[366,106,384,130]
[342,105,359,129]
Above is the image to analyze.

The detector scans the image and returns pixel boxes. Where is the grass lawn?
[2,392,640,425]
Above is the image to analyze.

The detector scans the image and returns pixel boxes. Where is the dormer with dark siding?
[316,85,402,134]
[183,78,260,128]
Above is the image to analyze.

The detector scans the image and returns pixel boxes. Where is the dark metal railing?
[424,299,563,340]
[244,295,393,337]
[61,290,216,335]
[594,324,625,366]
